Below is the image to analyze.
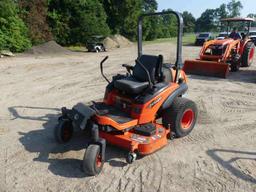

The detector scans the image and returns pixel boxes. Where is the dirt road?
[0,43,256,192]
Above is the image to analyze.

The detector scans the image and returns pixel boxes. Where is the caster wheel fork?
[126,152,137,164]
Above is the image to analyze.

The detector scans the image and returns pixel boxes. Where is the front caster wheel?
[126,152,137,164]
[83,144,104,176]
[54,118,73,143]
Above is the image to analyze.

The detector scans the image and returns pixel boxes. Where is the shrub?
[0,0,31,52]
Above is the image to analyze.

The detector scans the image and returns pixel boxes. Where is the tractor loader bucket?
[183,60,229,78]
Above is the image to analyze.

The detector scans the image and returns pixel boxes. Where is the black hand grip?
[101,56,109,65]
[100,56,110,83]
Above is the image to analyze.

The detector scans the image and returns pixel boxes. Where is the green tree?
[103,0,142,40]
[215,4,228,31]
[142,0,157,12]
[0,0,31,52]
[195,1,244,32]
[182,11,196,33]
[48,0,110,45]
[216,4,228,20]
[142,0,159,40]
[195,9,217,32]
[227,0,243,17]
[247,13,256,27]
[19,0,52,44]
[158,9,178,38]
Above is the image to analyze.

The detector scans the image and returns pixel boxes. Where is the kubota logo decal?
[148,97,162,108]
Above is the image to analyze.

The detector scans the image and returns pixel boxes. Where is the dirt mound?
[112,34,132,48]
[0,50,14,57]
[103,37,119,49]
[103,35,133,50]
[26,41,70,55]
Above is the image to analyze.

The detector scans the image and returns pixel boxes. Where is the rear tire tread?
[241,42,255,67]
[162,97,198,138]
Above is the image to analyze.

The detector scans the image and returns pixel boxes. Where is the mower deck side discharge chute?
[183,60,229,78]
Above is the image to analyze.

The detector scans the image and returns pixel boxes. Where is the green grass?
[144,33,196,46]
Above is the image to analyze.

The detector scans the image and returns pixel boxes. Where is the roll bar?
[137,11,184,71]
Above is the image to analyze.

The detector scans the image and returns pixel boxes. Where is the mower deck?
[99,124,170,155]
[94,102,170,155]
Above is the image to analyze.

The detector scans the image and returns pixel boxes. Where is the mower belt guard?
[183,60,229,78]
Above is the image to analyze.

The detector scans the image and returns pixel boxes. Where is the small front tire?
[83,145,104,176]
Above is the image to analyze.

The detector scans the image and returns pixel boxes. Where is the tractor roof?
[221,17,255,22]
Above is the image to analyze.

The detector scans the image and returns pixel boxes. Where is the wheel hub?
[249,47,255,62]
[96,154,102,168]
[181,109,194,129]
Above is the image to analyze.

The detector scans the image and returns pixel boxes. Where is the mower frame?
[55,11,198,176]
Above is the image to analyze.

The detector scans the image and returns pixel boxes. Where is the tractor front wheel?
[230,54,240,72]
[162,97,198,138]
[241,42,255,67]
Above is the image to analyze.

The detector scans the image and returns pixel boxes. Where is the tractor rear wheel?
[241,42,255,67]
[162,97,198,138]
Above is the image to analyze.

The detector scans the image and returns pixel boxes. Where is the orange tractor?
[54,11,198,176]
[184,18,255,78]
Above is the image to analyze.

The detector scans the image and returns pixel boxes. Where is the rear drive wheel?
[83,144,104,176]
[241,42,255,67]
[162,97,198,138]
[55,118,73,143]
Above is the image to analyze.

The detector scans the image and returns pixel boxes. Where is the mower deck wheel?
[83,144,104,176]
[126,152,137,164]
[54,118,73,143]
[162,97,198,138]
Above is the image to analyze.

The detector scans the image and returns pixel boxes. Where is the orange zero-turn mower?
[55,11,198,176]
[183,18,255,78]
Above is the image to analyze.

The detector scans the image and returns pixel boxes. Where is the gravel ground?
[0,43,256,192]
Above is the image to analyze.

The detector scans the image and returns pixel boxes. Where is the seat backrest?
[133,54,163,83]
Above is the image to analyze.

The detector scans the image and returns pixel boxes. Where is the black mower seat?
[114,54,163,94]
[114,76,149,94]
